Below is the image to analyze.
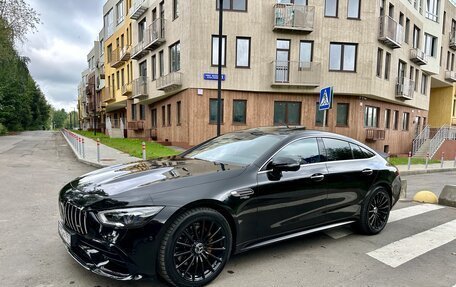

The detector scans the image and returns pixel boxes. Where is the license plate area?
[58,221,74,247]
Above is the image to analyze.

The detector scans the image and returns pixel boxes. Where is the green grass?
[388,157,440,166]
[73,130,180,160]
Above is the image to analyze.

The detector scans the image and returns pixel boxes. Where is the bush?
[0,123,7,135]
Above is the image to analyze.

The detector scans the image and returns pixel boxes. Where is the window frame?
[167,104,172,126]
[347,0,361,20]
[209,98,225,124]
[402,112,410,131]
[336,103,349,127]
[273,101,302,126]
[211,35,227,67]
[329,42,358,72]
[232,99,247,125]
[235,37,251,68]
[324,0,339,18]
[169,41,181,73]
[364,106,380,128]
[177,101,182,125]
[173,0,179,20]
[315,102,328,127]
[216,0,248,12]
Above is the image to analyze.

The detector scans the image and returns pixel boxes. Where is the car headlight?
[96,206,164,228]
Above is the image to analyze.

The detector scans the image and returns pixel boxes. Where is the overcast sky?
[18,0,104,112]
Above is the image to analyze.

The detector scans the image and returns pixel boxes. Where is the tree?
[0,0,40,43]
[51,108,67,130]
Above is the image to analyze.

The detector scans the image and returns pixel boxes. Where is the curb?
[60,131,107,169]
[400,168,456,176]
[439,185,456,208]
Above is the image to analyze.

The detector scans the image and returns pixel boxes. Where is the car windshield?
[184,132,284,166]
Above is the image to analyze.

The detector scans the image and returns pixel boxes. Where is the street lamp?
[217,0,224,137]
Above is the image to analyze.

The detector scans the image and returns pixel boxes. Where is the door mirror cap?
[268,157,301,172]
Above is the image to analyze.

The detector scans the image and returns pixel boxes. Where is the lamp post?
[217,0,224,137]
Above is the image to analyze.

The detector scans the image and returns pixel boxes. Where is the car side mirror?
[268,157,301,172]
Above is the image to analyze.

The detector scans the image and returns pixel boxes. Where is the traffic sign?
[319,86,333,111]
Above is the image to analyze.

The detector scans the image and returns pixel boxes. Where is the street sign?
[204,73,226,81]
[319,86,333,111]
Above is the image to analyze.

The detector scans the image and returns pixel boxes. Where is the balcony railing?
[127,121,145,130]
[132,77,149,99]
[450,29,456,50]
[121,83,132,96]
[102,86,115,102]
[396,78,415,100]
[157,72,183,92]
[110,48,125,68]
[273,4,314,33]
[120,45,131,61]
[445,71,456,82]
[129,0,149,20]
[410,48,428,65]
[146,19,166,50]
[378,15,403,49]
[131,38,150,60]
[271,61,321,88]
[366,129,386,141]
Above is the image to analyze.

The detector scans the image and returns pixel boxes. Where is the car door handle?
[231,189,254,198]
[362,169,374,176]
[310,174,325,182]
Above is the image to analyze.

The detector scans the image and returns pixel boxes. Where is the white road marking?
[367,219,456,268]
[324,204,445,239]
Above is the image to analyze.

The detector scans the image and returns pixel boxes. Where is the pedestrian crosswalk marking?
[324,204,445,239]
[367,219,456,268]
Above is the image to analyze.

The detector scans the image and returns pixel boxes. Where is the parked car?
[58,127,401,286]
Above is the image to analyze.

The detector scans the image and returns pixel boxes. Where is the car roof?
[237,126,349,139]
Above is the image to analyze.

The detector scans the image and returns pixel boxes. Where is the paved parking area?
[0,131,455,287]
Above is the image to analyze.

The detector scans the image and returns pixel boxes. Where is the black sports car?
[58,127,401,286]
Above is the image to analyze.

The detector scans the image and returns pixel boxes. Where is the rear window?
[322,138,352,161]
[350,143,375,159]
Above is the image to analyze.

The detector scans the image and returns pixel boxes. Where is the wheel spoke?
[183,229,194,242]
[176,241,192,248]
[199,255,206,279]
[207,247,226,251]
[207,236,225,246]
[177,254,194,269]
[201,253,216,272]
[183,256,196,277]
[174,250,192,257]
[205,251,222,263]
[208,227,221,241]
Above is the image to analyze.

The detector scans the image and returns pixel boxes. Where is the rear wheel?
[356,187,391,235]
[158,208,232,286]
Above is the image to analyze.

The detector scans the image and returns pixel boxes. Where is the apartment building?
[102,0,134,138]
[77,69,90,130]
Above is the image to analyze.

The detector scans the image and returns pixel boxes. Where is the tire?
[356,187,391,235]
[158,208,232,287]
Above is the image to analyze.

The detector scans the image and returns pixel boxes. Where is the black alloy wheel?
[356,187,391,235]
[158,208,232,287]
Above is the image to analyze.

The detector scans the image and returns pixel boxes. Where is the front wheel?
[158,208,232,287]
[356,187,391,235]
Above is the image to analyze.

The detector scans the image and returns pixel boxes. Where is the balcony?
[85,84,91,95]
[445,71,456,82]
[450,29,456,50]
[157,72,183,92]
[131,39,150,60]
[366,129,386,141]
[396,78,415,100]
[410,48,428,65]
[378,15,403,49]
[132,77,149,99]
[110,47,128,68]
[102,86,115,102]
[127,121,145,130]
[129,0,149,20]
[271,61,321,88]
[144,19,166,51]
[121,83,132,96]
[120,45,131,61]
[273,4,314,33]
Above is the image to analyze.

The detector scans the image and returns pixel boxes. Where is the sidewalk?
[396,161,456,176]
[61,130,140,168]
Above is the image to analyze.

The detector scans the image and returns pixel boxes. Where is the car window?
[350,143,367,159]
[274,138,321,165]
[361,146,376,158]
[323,138,353,161]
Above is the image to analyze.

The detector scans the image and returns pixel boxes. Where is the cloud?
[17,0,103,111]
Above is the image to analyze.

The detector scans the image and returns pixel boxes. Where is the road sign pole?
[425,153,429,169]
[407,151,411,171]
[441,152,445,168]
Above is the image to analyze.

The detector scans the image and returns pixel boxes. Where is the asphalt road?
[0,131,455,287]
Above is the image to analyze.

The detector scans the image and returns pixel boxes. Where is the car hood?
[61,157,245,209]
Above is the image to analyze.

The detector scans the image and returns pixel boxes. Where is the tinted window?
[361,146,375,158]
[323,138,353,161]
[275,138,320,165]
[350,143,367,159]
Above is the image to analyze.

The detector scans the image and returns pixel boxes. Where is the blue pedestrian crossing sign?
[319,86,333,111]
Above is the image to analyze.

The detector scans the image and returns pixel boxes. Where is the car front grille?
[61,202,88,235]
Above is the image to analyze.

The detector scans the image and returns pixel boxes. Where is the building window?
[169,41,181,72]
[329,43,357,72]
[236,37,250,68]
[274,101,301,125]
[384,52,391,80]
[131,104,137,120]
[107,44,113,62]
[177,101,182,125]
[315,102,328,127]
[216,0,247,11]
[139,60,147,77]
[233,100,247,124]
[392,110,399,130]
[424,33,437,57]
[209,99,224,124]
[167,104,171,126]
[151,108,157,128]
[152,55,157,80]
[385,109,391,129]
[347,0,360,19]
[425,0,440,22]
[116,0,124,24]
[421,73,428,95]
[161,105,165,126]
[173,0,179,19]
[211,35,227,66]
[415,69,420,91]
[116,71,120,89]
[453,99,456,117]
[364,106,379,128]
[138,19,147,42]
[336,103,349,126]
[159,50,164,77]
[299,41,313,68]
[405,18,410,43]
[324,0,338,17]
[275,39,291,82]
[402,112,410,131]
[413,26,420,49]
[376,48,383,77]
[140,104,146,120]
